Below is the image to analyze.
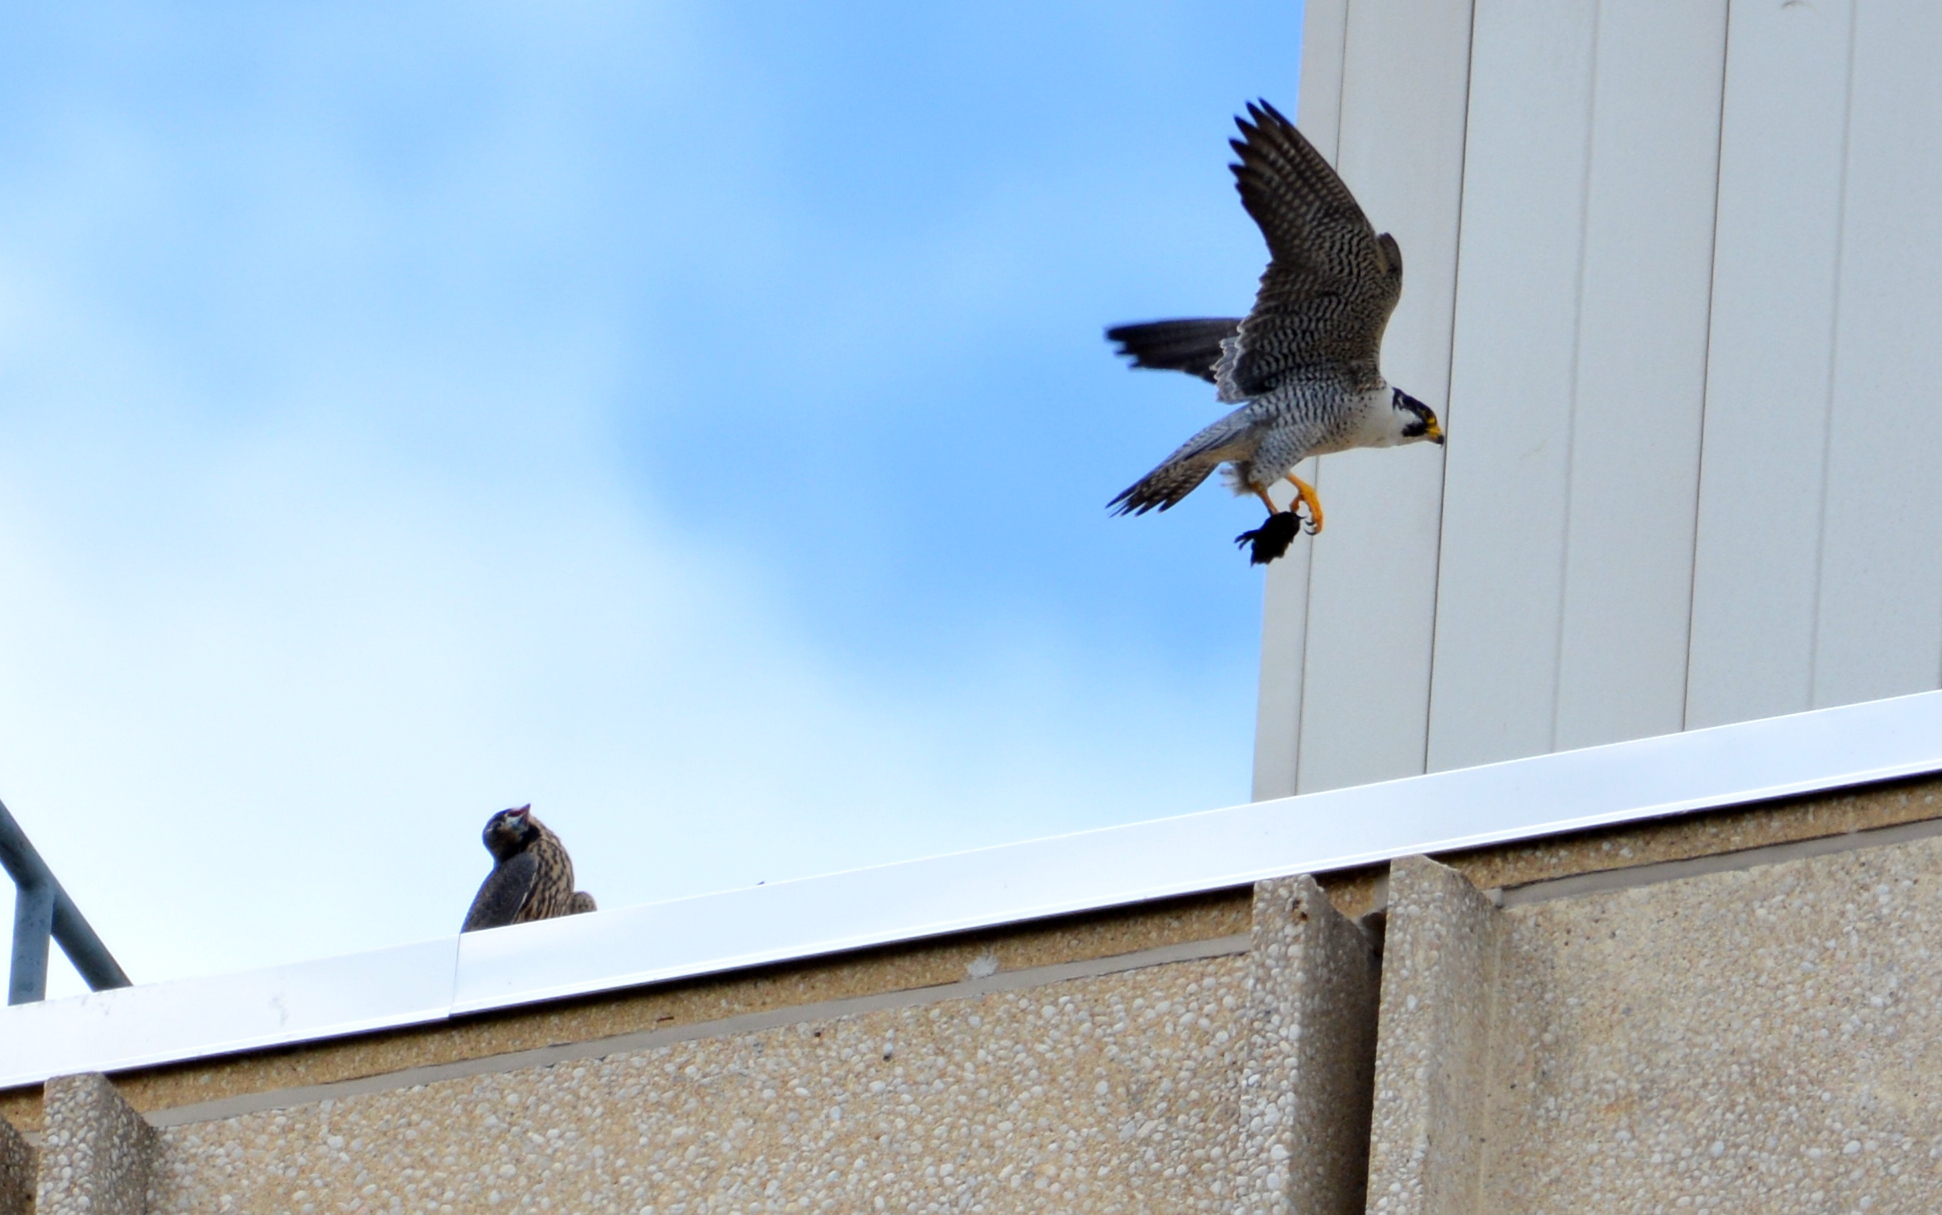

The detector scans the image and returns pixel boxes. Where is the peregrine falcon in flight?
[1107,100,1444,564]
[461,805,598,932]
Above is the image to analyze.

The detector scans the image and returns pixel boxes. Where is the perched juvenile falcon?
[461,805,599,932]
[1108,100,1444,564]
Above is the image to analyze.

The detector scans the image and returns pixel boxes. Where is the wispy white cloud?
[0,0,1294,995]
[0,313,1250,992]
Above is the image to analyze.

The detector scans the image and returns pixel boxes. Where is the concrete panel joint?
[1364,855,1503,1215]
[37,1072,156,1215]
[1239,874,1383,1215]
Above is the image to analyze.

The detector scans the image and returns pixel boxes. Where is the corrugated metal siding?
[1256,0,1942,796]
[1278,0,1474,796]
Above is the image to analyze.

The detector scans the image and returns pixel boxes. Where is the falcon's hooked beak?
[1393,390,1443,446]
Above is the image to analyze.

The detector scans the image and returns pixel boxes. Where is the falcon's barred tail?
[1105,318,1243,383]
[1109,411,1253,515]
[1109,459,1222,516]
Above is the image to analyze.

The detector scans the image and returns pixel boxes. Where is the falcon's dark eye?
[1401,416,1430,439]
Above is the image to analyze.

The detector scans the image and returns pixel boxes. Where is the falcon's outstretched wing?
[1219,101,1402,401]
[462,849,537,932]
[1105,318,1242,383]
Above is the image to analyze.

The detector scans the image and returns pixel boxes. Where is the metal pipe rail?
[0,798,130,1004]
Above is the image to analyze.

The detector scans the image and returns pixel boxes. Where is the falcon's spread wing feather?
[1218,101,1402,400]
[1105,318,1242,383]
[462,849,537,932]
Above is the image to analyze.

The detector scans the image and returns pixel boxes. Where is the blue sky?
[0,1,1304,994]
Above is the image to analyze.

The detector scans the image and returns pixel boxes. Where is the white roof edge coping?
[6,689,1942,1088]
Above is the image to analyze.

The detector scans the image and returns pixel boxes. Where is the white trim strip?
[5,689,1942,1088]
[0,938,456,1089]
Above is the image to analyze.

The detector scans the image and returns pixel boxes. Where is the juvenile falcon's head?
[482,803,540,861]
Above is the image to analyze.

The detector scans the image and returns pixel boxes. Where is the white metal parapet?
[6,689,1942,1088]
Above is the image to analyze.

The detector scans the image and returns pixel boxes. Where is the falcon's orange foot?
[1285,474,1324,534]
[1236,512,1303,565]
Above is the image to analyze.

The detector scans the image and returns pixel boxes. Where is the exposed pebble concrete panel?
[10,780,1942,1213]
[0,890,1251,1136]
[1237,875,1382,1215]
[1447,773,1942,896]
[150,956,1250,1214]
[0,1113,31,1215]
[1312,773,1942,922]
[1478,828,1942,1213]
[4,775,1932,1137]
[38,1072,155,1215]
[1365,855,1502,1215]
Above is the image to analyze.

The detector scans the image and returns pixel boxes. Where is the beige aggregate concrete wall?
[1236,875,1382,1215]
[1475,830,1942,1214]
[6,773,1934,1138]
[0,1114,30,1215]
[1311,772,1942,921]
[1367,832,1942,1213]
[38,1072,155,1215]
[1451,771,1942,896]
[1363,856,1503,1215]
[138,878,1390,1213]
[0,889,1251,1136]
[8,774,1942,1214]
[151,955,1253,1215]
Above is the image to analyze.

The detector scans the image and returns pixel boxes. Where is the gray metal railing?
[0,798,130,1004]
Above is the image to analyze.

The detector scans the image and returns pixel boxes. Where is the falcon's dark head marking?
[482,803,540,861]
[1391,389,1445,446]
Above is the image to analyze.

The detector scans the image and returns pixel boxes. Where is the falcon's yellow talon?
[1285,473,1325,533]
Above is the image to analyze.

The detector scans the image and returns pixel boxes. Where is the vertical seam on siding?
[1683,0,1737,732]
[1293,0,1353,793]
[1331,0,1350,156]
[1807,0,1861,708]
[1290,471,1316,791]
[1552,0,1605,754]
[1421,0,1481,775]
